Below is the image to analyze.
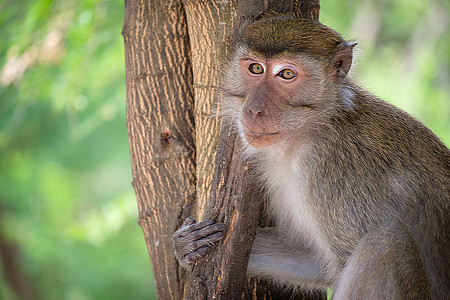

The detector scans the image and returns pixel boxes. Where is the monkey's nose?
[249,107,266,118]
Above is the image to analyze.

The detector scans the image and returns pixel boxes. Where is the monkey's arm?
[173,217,224,268]
[173,220,330,287]
[248,228,331,288]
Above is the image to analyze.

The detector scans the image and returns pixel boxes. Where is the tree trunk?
[183,0,237,220]
[123,1,196,298]
[124,0,325,299]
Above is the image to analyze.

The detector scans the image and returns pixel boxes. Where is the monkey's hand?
[173,217,224,269]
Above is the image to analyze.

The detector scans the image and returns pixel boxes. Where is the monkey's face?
[221,16,357,149]
[236,54,318,148]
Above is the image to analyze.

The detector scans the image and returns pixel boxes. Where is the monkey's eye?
[249,63,264,75]
[278,68,296,80]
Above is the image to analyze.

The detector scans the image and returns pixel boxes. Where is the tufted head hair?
[236,15,345,58]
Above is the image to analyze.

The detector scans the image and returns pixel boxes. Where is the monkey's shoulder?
[338,89,449,163]
[309,89,450,195]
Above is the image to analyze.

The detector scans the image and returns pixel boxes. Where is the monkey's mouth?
[245,130,282,137]
[243,130,284,147]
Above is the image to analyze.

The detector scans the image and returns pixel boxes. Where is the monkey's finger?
[189,232,224,252]
[206,232,224,243]
[182,245,212,266]
[182,217,196,226]
[174,219,215,238]
[185,219,215,233]
[187,223,225,241]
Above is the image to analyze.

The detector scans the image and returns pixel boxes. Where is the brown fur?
[174,15,450,300]
[237,16,344,58]
[225,15,450,299]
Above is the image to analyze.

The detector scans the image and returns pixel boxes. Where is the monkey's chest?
[266,168,327,250]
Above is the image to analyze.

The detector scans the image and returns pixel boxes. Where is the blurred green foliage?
[0,0,155,299]
[0,0,448,299]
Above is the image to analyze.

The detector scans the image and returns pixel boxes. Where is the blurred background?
[0,0,448,299]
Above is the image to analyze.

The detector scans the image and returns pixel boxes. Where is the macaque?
[173,14,449,299]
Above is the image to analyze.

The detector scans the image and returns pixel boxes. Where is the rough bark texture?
[184,125,259,299]
[293,0,320,20]
[183,0,238,219]
[123,1,196,298]
[125,0,325,299]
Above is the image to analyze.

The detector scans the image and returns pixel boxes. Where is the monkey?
[173,14,450,299]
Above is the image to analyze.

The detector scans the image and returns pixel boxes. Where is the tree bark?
[123,1,196,298]
[293,0,321,20]
[183,0,238,219]
[124,0,325,299]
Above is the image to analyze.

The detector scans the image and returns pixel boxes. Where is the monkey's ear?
[332,41,358,81]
